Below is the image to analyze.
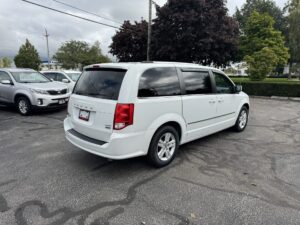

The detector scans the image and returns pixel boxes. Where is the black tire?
[233,106,248,132]
[147,125,180,168]
[16,97,32,116]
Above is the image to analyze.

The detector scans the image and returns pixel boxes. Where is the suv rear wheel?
[147,126,179,168]
[16,97,32,116]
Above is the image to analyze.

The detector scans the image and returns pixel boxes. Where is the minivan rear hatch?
[69,68,127,142]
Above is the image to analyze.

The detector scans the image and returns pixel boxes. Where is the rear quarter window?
[73,68,126,100]
[138,67,181,97]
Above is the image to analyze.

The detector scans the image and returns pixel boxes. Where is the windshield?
[11,71,50,83]
[73,68,126,100]
[66,73,81,82]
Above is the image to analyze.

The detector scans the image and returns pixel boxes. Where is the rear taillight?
[113,103,134,130]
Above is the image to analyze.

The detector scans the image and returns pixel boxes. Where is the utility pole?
[44,28,50,69]
[147,0,152,61]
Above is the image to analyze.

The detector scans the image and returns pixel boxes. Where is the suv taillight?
[113,103,134,130]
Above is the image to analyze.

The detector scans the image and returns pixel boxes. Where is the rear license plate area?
[79,109,90,121]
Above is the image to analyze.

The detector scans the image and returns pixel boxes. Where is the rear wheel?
[16,97,32,116]
[233,106,248,132]
[147,126,179,168]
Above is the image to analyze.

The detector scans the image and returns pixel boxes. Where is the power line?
[21,0,120,29]
[51,0,123,25]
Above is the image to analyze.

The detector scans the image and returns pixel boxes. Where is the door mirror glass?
[62,78,69,83]
[1,80,12,85]
[235,85,242,93]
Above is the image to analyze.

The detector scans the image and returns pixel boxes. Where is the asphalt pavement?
[0,98,300,225]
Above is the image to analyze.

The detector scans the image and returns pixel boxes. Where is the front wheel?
[233,106,249,132]
[147,126,179,168]
[16,97,32,116]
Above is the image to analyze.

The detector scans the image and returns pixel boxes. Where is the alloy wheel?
[157,132,176,161]
[239,110,247,129]
[18,100,28,114]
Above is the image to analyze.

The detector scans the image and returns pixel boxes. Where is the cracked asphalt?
[0,97,300,225]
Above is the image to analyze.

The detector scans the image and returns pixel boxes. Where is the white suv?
[64,62,249,167]
[0,68,70,115]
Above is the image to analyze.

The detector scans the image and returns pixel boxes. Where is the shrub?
[244,47,279,81]
[234,81,300,97]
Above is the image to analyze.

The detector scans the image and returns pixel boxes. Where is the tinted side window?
[138,67,181,97]
[56,73,67,82]
[182,71,212,94]
[213,72,234,94]
[0,72,12,82]
[43,73,57,81]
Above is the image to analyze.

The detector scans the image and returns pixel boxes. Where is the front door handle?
[209,100,216,104]
[218,99,224,103]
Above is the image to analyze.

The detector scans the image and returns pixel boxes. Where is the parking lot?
[0,97,299,225]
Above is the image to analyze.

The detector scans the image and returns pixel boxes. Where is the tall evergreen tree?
[14,39,41,70]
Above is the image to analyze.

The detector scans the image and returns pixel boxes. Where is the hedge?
[234,81,300,97]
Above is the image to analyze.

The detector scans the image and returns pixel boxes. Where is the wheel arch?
[155,121,183,142]
[235,99,250,121]
[14,93,32,105]
[143,113,187,155]
[243,103,250,110]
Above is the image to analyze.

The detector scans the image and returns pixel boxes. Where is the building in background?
[222,62,248,76]
[40,60,62,71]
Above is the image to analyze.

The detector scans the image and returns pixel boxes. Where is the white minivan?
[64,62,249,167]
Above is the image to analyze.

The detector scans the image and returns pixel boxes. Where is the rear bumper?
[64,117,147,160]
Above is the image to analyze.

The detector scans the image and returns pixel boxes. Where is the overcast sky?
[0,0,287,61]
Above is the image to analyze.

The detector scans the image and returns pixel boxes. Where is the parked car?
[64,70,82,82]
[64,62,250,167]
[41,70,78,91]
[0,68,70,115]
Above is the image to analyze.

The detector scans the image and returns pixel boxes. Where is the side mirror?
[62,79,69,83]
[1,80,13,85]
[235,85,242,93]
[50,78,54,82]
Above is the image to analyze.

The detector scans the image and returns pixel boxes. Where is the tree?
[54,40,110,69]
[234,0,287,35]
[88,41,111,64]
[245,47,278,80]
[110,20,148,62]
[241,11,289,80]
[0,57,12,68]
[14,39,41,70]
[287,0,300,78]
[151,0,239,66]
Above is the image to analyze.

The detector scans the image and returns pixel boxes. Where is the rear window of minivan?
[73,68,126,100]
